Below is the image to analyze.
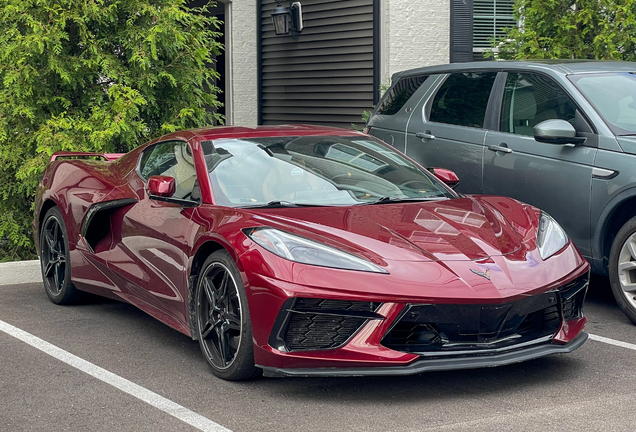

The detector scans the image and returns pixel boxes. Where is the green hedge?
[0,0,223,261]
[494,0,636,60]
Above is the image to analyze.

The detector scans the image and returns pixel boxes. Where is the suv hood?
[248,197,523,262]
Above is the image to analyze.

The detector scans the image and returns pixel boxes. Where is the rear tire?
[39,207,80,304]
[609,215,636,324]
[195,250,261,380]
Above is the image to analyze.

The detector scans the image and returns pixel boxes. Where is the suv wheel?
[609,216,636,324]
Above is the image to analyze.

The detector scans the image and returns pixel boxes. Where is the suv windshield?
[570,72,636,135]
[202,135,455,207]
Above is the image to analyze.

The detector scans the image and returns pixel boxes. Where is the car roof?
[154,125,365,143]
[395,60,636,80]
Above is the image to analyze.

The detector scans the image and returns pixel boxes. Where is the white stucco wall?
[381,0,450,85]
[226,0,258,126]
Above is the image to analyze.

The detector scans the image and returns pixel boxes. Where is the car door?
[108,140,199,332]
[482,72,598,257]
[405,71,499,194]
[367,73,433,154]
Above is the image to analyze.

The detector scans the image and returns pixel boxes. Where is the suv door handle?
[488,144,513,154]
[416,131,435,140]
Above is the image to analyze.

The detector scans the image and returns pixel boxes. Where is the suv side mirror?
[428,167,460,189]
[148,175,176,197]
[534,119,586,146]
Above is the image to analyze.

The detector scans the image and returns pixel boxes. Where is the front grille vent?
[516,305,560,336]
[286,314,367,351]
[382,273,589,355]
[294,298,381,314]
[269,298,382,352]
[381,323,444,349]
[559,274,588,321]
[382,291,562,354]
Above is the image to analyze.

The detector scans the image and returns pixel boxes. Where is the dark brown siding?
[259,0,377,128]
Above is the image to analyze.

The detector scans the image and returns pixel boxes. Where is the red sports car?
[33,125,589,380]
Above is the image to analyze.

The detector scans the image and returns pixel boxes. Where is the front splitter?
[259,332,588,377]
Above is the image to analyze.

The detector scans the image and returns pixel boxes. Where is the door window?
[138,141,197,200]
[429,72,497,128]
[501,73,577,136]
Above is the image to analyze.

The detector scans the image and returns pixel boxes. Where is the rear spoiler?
[50,152,125,162]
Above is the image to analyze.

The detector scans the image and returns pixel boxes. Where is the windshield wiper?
[359,196,446,205]
[239,201,332,209]
[239,200,300,208]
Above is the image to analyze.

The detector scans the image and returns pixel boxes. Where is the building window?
[473,0,517,61]
[450,0,518,63]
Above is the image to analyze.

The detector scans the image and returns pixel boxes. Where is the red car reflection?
[33,125,589,380]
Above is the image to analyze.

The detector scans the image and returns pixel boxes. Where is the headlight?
[537,211,569,260]
[246,227,388,273]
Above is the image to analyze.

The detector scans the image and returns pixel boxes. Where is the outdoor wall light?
[271,1,303,36]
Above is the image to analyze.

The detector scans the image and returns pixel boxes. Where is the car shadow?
[236,354,585,405]
[586,274,615,305]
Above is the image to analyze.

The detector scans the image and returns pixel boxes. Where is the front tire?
[195,250,260,380]
[609,216,636,324]
[39,207,80,304]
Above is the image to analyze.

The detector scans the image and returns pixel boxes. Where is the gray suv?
[366,60,636,324]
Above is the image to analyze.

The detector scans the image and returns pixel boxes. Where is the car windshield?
[201,135,455,207]
[570,72,636,135]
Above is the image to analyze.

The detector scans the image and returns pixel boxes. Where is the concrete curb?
[0,260,41,286]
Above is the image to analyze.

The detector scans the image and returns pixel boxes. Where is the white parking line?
[588,333,636,351]
[0,319,232,432]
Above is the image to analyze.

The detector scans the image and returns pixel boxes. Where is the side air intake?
[268,298,383,352]
[81,199,137,253]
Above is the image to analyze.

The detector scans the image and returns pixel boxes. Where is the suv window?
[429,72,497,128]
[139,141,197,200]
[376,75,429,115]
[501,73,577,136]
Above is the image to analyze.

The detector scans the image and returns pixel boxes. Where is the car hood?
[246,197,523,262]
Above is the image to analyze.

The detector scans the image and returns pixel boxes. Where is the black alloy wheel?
[40,207,79,304]
[195,250,260,380]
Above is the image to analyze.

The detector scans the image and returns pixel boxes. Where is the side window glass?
[376,75,429,115]
[139,141,197,200]
[429,72,497,128]
[501,73,577,136]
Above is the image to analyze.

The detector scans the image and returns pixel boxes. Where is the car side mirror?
[148,175,176,198]
[534,119,586,146]
[428,167,460,189]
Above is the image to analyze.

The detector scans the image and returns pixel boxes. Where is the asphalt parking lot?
[1,272,636,432]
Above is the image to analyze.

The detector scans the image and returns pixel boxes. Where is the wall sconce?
[271,1,304,36]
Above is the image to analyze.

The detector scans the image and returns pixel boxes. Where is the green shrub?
[0,0,223,261]
[493,0,636,60]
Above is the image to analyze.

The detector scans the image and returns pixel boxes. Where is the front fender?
[590,187,636,275]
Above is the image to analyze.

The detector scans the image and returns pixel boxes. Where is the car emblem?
[471,268,491,280]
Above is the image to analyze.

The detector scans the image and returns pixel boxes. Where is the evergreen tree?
[0,0,223,260]
[495,0,636,61]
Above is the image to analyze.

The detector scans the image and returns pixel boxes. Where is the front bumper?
[260,331,588,377]
[250,265,590,375]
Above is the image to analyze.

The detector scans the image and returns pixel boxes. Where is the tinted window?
[203,136,454,207]
[429,72,497,128]
[501,73,577,136]
[139,141,197,200]
[376,75,429,115]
